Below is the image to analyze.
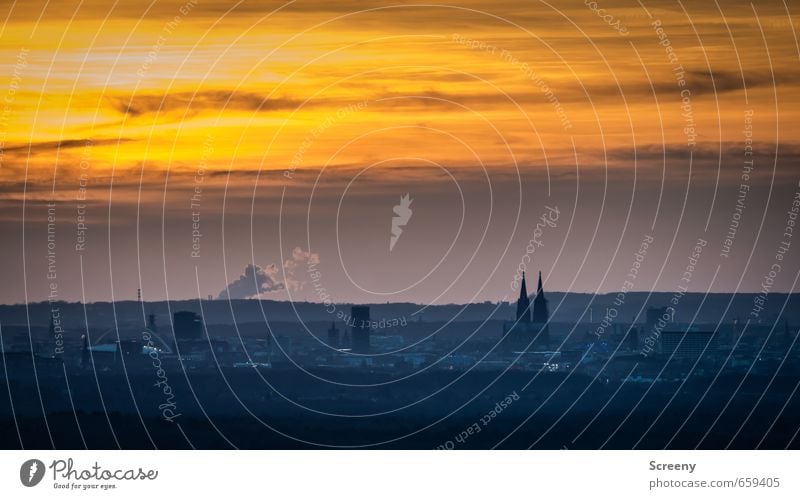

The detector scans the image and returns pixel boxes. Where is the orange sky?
[2,0,797,189]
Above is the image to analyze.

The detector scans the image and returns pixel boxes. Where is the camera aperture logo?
[390,193,413,251]
[20,459,45,487]
[19,458,159,490]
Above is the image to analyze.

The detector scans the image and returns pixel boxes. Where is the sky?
[0,0,798,305]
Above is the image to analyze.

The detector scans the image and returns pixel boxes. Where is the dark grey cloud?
[605,141,800,166]
[648,70,795,97]
[218,247,319,299]
[218,263,284,300]
[369,67,796,111]
[108,91,303,117]
[1,138,131,154]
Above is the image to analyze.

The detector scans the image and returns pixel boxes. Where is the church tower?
[531,271,551,349]
[516,272,531,323]
[532,271,549,324]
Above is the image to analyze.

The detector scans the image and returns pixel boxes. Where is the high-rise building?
[173,311,203,340]
[351,306,370,353]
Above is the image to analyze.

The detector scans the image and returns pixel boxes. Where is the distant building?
[624,327,639,350]
[370,334,404,352]
[502,271,550,352]
[173,311,203,340]
[661,330,716,357]
[351,306,370,353]
[176,339,229,364]
[327,321,340,348]
[341,328,351,349]
[645,307,670,329]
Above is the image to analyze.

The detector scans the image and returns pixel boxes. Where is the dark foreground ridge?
[2,367,799,449]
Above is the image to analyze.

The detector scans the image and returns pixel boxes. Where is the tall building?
[350,306,371,354]
[173,311,203,340]
[327,321,340,348]
[502,271,550,352]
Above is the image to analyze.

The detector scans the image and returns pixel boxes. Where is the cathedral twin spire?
[516,271,548,324]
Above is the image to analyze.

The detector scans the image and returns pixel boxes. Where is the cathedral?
[501,271,551,352]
